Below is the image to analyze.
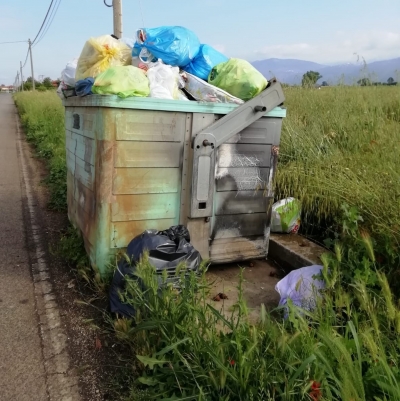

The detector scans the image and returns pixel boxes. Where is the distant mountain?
[252,57,400,85]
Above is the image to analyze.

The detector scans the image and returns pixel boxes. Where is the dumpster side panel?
[210,117,282,263]
[65,107,97,249]
[110,110,186,251]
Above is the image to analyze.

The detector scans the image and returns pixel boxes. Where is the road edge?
[15,112,82,401]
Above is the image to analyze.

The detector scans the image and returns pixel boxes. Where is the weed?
[14,91,66,211]
[106,252,400,400]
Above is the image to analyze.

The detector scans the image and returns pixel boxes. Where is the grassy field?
[13,87,400,400]
[13,87,400,241]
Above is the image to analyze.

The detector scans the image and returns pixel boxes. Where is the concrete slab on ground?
[207,258,281,324]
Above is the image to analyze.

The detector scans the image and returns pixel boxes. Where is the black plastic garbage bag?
[109,225,202,317]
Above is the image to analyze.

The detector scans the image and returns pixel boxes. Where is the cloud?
[253,31,400,64]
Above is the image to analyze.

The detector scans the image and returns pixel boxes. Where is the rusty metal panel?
[115,141,181,168]
[115,110,186,142]
[74,155,94,190]
[66,149,76,175]
[212,213,267,239]
[66,170,76,220]
[210,237,266,263]
[111,219,178,248]
[187,218,210,260]
[113,167,180,195]
[65,130,76,155]
[214,192,270,216]
[67,108,96,139]
[217,144,272,168]
[224,118,282,145]
[73,179,95,216]
[111,193,179,222]
[73,132,95,165]
[216,167,270,192]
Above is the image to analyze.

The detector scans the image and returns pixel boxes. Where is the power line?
[34,0,62,47]
[0,40,28,45]
[22,48,30,69]
[32,0,55,45]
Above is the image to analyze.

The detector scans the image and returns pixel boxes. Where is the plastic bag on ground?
[92,66,150,98]
[75,78,94,97]
[75,35,132,81]
[275,265,325,312]
[208,58,268,101]
[271,197,301,234]
[135,26,200,67]
[147,59,181,100]
[183,44,229,80]
[109,225,202,317]
[182,71,244,105]
[61,58,78,87]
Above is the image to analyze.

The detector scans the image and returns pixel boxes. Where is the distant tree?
[43,77,53,88]
[302,71,322,88]
[23,82,33,91]
[388,77,395,84]
[321,81,329,87]
[26,76,40,87]
[357,78,372,86]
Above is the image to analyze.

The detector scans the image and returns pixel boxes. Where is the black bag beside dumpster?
[110,225,202,317]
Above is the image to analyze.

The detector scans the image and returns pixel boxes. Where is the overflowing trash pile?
[57,26,268,104]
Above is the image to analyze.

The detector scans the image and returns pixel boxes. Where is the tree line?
[301,71,398,87]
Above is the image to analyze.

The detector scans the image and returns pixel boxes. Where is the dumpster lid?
[63,95,286,118]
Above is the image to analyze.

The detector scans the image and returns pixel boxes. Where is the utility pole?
[16,71,20,92]
[113,0,123,39]
[20,61,24,92]
[28,39,35,91]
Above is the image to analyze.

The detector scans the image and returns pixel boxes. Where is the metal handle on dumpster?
[189,80,285,219]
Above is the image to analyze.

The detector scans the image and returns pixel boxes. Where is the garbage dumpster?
[63,82,286,274]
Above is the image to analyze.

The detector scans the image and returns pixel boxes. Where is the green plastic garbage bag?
[92,65,150,98]
[271,198,301,234]
[208,58,268,101]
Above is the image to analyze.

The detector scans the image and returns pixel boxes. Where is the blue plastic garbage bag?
[275,265,325,314]
[75,77,94,97]
[135,26,200,67]
[183,44,229,80]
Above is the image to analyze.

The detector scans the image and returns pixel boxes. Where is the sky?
[1,0,400,85]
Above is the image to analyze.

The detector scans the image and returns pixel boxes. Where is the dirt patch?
[207,259,283,323]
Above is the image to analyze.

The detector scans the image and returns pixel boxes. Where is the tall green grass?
[14,84,400,401]
[14,87,400,240]
[14,91,66,210]
[278,86,400,244]
[115,242,400,400]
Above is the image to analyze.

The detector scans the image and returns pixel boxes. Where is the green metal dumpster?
[63,94,286,274]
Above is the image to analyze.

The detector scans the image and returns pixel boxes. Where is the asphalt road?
[0,93,48,400]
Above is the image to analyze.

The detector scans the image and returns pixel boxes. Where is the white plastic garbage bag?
[275,265,325,311]
[271,197,301,234]
[147,59,181,100]
[181,71,244,105]
[61,58,78,88]
[119,37,135,49]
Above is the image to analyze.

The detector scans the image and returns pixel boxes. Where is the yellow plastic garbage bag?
[92,66,150,98]
[75,35,132,81]
[208,58,268,101]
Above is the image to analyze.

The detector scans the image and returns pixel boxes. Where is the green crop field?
[14,87,400,400]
